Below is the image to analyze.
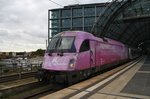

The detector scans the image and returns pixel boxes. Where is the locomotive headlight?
[68,59,75,69]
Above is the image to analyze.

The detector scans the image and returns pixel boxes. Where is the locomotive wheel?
[51,75,56,83]
[42,71,55,83]
[36,69,54,83]
[42,72,50,82]
[66,73,73,85]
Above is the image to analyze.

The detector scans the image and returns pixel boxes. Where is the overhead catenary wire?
[49,0,64,7]
[74,0,80,4]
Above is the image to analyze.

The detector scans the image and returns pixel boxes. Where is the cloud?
[0,0,108,52]
[0,29,9,36]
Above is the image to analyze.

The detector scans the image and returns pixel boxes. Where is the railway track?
[20,83,66,99]
[0,76,67,99]
[26,57,143,99]
[0,57,143,99]
[1,82,67,99]
[0,71,37,83]
[1,81,39,98]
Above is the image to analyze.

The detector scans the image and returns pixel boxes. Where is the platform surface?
[121,56,150,96]
[40,56,150,99]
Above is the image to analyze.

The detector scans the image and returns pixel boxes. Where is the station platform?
[40,56,150,99]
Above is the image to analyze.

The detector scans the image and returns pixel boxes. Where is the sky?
[0,0,109,52]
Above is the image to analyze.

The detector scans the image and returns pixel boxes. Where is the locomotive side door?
[76,40,91,70]
[90,40,96,68]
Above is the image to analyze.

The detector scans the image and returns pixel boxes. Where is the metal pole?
[46,40,48,49]
[48,10,50,43]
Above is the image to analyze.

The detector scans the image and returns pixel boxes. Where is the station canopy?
[92,0,150,51]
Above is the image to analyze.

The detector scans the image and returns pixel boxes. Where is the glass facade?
[73,18,83,27]
[51,10,60,19]
[61,19,71,28]
[48,3,107,41]
[84,17,95,27]
[51,19,59,28]
[61,9,71,18]
[84,7,95,17]
[73,8,82,17]
[96,7,105,16]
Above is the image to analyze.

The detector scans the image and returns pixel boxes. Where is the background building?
[48,3,108,42]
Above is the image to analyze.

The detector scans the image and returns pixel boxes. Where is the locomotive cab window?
[47,36,76,53]
[79,40,90,52]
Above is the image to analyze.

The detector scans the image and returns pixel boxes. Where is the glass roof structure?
[92,0,150,51]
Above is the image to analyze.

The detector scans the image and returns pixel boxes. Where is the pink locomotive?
[38,31,139,84]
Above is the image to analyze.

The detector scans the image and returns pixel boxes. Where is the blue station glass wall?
[48,3,106,39]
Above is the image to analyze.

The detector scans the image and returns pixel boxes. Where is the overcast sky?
[0,0,108,52]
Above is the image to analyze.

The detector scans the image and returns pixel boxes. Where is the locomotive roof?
[55,31,124,46]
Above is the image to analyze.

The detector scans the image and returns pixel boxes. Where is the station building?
[48,3,108,41]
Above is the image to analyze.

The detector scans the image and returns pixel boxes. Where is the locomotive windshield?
[47,36,76,53]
